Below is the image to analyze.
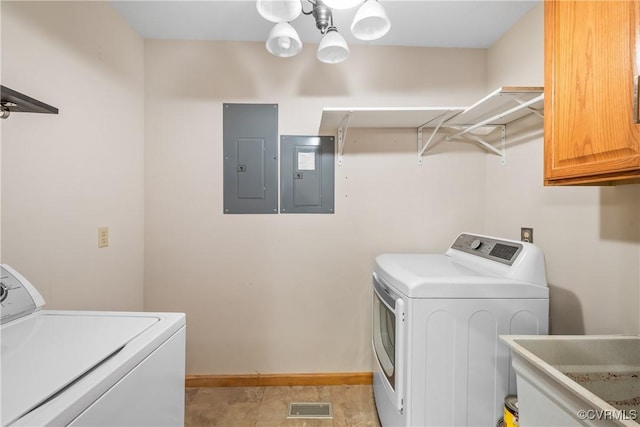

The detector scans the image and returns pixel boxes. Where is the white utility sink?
[501,335,640,427]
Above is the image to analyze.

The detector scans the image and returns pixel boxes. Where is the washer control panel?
[1,265,38,325]
[451,233,523,266]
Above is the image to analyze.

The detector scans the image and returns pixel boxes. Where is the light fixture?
[321,0,363,10]
[256,0,302,23]
[351,0,391,41]
[317,27,350,64]
[257,0,390,64]
[266,22,303,57]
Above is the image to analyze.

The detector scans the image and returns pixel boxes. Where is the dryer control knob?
[470,239,482,250]
[0,282,7,303]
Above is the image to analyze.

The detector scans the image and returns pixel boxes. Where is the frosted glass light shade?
[266,22,302,57]
[322,0,364,10]
[351,0,391,41]
[256,0,302,23]
[317,29,349,64]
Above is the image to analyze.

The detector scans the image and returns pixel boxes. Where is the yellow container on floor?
[504,395,519,427]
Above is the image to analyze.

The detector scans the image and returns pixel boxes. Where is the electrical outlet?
[521,227,533,243]
[98,226,109,248]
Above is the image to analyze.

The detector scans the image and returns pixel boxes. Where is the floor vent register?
[287,402,333,419]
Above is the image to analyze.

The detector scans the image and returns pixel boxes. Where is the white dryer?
[372,233,549,427]
[0,265,186,427]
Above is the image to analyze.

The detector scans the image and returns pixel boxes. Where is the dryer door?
[372,273,404,413]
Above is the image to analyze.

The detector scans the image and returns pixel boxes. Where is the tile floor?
[185,385,382,427]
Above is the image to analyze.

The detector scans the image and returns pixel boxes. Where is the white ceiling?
[111,0,540,49]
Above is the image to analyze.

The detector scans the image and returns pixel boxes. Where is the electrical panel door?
[223,103,278,214]
[280,135,334,214]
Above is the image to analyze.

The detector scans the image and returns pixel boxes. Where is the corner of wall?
[486,3,544,90]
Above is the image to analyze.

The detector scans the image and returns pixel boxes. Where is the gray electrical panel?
[280,135,334,214]
[223,103,278,214]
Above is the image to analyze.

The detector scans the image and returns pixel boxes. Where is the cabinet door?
[544,0,640,185]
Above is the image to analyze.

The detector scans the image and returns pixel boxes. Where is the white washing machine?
[372,233,549,427]
[0,265,186,427]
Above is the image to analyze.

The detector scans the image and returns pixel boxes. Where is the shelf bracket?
[445,124,506,164]
[337,111,352,166]
[417,112,450,165]
[465,126,506,165]
[512,95,545,119]
[444,94,544,141]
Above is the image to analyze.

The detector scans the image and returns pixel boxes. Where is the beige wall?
[144,40,489,374]
[1,1,145,311]
[486,4,640,335]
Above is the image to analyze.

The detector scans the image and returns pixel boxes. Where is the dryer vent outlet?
[521,227,533,243]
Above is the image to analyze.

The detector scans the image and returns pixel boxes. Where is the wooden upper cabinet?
[544,0,640,185]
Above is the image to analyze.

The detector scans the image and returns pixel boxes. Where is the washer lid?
[1,313,158,426]
[375,254,549,298]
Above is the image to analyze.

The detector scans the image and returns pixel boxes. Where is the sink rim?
[500,334,640,426]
